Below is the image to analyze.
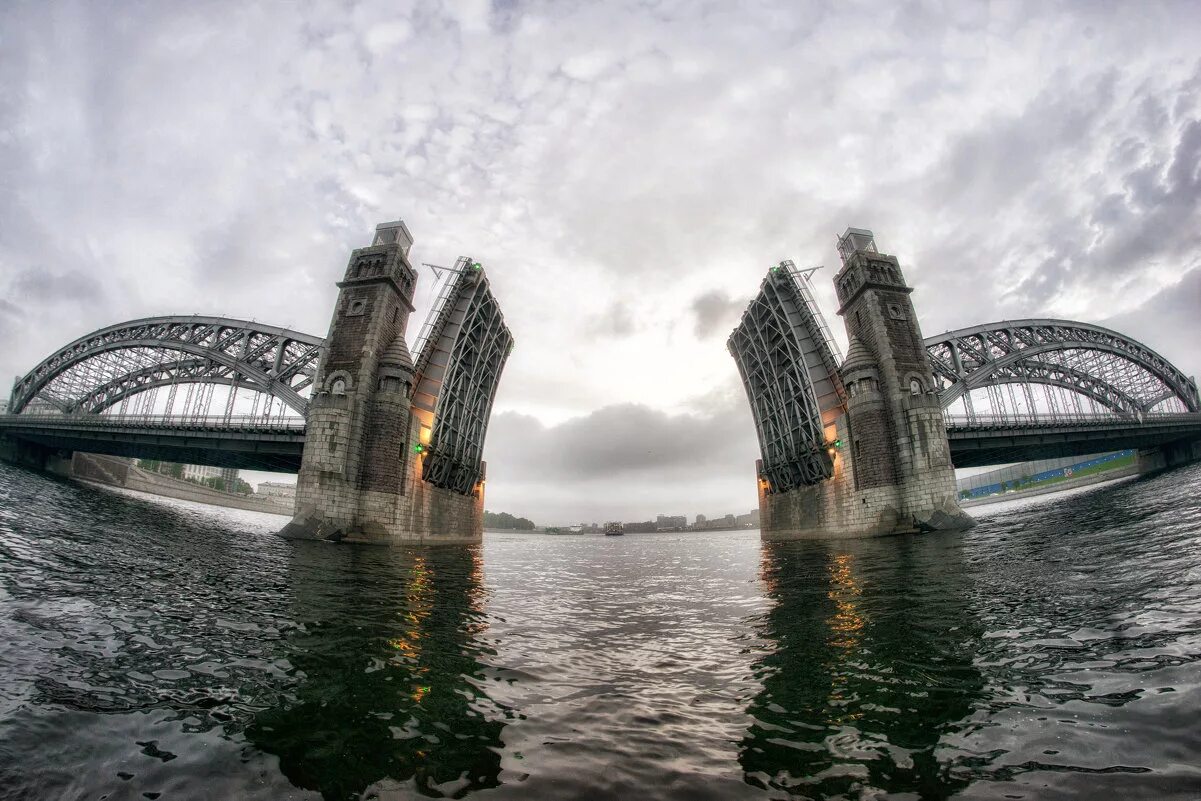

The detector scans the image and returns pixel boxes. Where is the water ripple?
[0,462,1200,798]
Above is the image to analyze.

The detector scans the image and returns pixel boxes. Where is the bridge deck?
[947,413,1201,467]
[0,415,306,473]
[3,411,1199,474]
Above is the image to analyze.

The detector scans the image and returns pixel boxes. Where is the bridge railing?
[0,412,306,434]
[943,411,1201,429]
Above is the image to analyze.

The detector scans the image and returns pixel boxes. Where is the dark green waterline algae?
[1,463,1200,800]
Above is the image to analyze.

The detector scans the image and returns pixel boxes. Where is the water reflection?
[246,543,510,800]
[742,533,985,797]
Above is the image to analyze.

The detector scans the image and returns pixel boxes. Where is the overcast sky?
[2,1,1200,524]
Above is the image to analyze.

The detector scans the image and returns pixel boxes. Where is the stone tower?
[282,220,510,544]
[832,228,973,532]
[283,221,419,541]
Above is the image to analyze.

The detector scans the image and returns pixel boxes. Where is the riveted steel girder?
[415,267,514,496]
[924,319,1199,415]
[728,266,844,494]
[10,316,323,416]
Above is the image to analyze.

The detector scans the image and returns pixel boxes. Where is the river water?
[0,463,1199,800]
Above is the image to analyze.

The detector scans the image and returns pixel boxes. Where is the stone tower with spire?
[283,220,422,541]
[832,228,973,532]
[283,220,502,544]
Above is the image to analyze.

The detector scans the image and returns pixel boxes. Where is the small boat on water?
[604,522,624,536]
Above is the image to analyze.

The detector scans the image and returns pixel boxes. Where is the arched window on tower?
[909,378,923,396]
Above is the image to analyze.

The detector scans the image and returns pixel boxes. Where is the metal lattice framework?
[412,262,514,495]
[10,316,323,421]
[728,263,846,493]
[925,319,1199,422]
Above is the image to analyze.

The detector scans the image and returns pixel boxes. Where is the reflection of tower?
[247,543,507,799]
[833,229,973,532]
[740,536,983,796]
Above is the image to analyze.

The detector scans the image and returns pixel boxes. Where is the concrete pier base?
[0,433,73,476]
[757,417,974,542]
[1137,439,1201,474]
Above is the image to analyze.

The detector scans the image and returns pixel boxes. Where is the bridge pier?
[1137,439,1201,474]
[735,230,974,540]
[0,433,73,477]
[281,221,508,545]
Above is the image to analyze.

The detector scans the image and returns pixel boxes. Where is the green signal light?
[472,262,482,270]
[834,439,842,447]
[413,444,425,454]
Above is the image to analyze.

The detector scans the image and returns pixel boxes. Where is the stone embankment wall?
[72,453,293,516]
[961,464,1140,508]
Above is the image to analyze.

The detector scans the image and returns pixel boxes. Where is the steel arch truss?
[924,319,1199,419]
[420,269,514,495]
[10,316,324,417]
[728,265,845,494]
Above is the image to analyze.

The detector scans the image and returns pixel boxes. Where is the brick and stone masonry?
[280,222,484,544]
[758,232,975,539]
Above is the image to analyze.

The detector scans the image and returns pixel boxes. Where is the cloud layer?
[2,1,1199,522]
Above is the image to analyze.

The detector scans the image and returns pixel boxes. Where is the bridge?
[5,317,1195,474]
[1,220,513,544]
[0,315,320,472]
[928,318,1200,466]
[728,229,1201,539]
[2,224,1198,541]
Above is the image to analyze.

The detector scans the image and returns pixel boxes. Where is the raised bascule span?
[0,220,514,544]
[727,262,847,493]
[729,228,1201,540]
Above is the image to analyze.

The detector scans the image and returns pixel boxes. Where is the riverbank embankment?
[962,464,1139,507]
[71,453,293,515]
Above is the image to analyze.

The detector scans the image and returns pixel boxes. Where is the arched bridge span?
[3,312,1199,474]
[10,316,323,418]
[924,319,1199,420]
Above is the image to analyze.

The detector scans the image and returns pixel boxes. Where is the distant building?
[182,464,239,489]
[656,514,686,531]
[182,464,220,481]
[692,513,740,531]
[735,509,760,528]
[257,481,297,500]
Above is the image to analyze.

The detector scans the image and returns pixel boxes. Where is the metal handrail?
[944,411,1201,428]
[0,412,305,433]
[785,263,844,365]
[413,257,470,366]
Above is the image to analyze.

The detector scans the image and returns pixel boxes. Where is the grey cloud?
[690,290,746,339]
[0,299,23,342]
[11,269,105,304]
[586,301,636,337]
[895,61,1201,336]
[481,396,759,522]
[486,401,755,480]
[1103,267,1201,381]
